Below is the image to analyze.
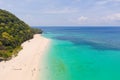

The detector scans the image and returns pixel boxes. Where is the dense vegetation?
[0,9,42,60]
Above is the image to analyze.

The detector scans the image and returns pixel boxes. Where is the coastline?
[0,34,51,80]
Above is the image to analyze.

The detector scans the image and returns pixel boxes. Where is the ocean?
[39,27,120,80]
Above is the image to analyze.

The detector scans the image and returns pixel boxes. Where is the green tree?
[0,9,42,60]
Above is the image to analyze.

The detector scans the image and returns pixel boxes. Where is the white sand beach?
[0,34,50,80]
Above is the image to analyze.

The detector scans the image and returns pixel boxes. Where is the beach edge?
[0,34,51,80]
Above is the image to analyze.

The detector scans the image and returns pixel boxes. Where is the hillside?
[0,9,42,60]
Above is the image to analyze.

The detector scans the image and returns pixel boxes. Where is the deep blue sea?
[39,27,120,80]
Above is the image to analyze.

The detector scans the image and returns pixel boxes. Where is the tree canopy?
[0,9,42,60]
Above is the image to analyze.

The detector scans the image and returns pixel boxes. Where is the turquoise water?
[40,27,120,80]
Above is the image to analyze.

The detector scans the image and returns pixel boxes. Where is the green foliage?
[31,28,43,34]
[0,9,42,60]
[0,41,2,46]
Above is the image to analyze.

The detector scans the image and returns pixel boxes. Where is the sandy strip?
[0,34,51,80]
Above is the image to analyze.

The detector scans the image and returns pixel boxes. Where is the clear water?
[39,27,120,80]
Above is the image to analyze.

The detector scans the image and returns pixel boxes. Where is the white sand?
[0,34,51,80]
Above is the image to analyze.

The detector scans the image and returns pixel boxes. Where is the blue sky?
[0,0,120,26]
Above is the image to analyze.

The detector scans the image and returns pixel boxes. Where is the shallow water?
[39,27,120,80]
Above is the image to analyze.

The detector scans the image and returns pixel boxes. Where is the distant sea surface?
[38,27,120,80]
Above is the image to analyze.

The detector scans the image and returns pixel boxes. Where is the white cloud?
[103,13,120,21]
[96,0,120,5]
[69,14,120,26]
[78,16,88,22]
[70,16,90,25]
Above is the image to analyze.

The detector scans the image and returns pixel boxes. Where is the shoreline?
[0,34,51,80]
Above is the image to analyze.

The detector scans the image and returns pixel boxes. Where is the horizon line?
[31,25,120,27]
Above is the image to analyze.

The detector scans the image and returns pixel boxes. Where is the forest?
[0,9,42,60]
